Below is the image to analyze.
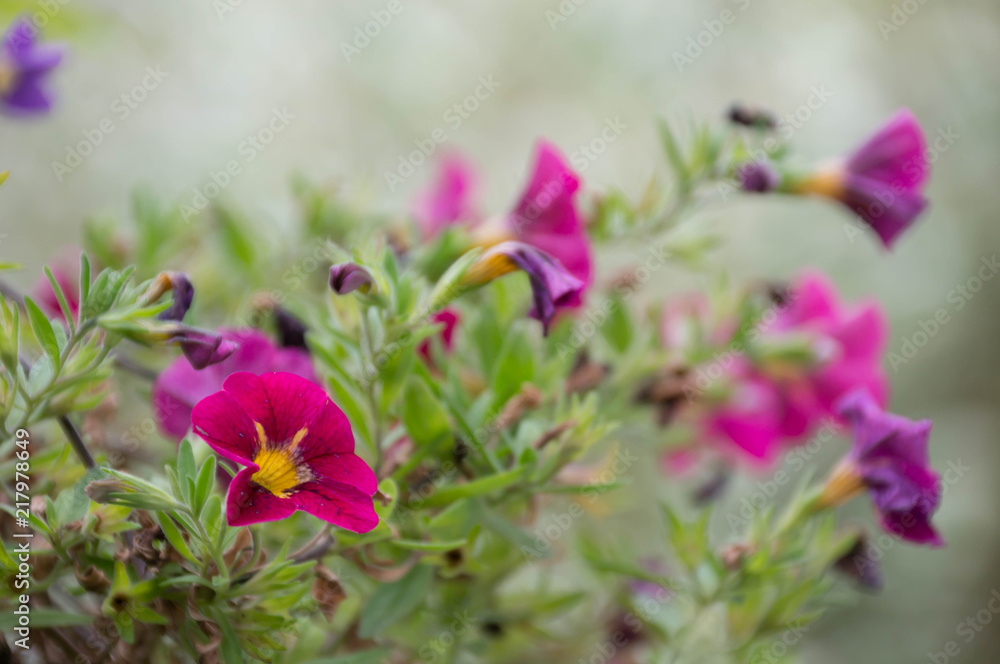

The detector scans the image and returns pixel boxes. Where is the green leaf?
[490,327,535,406]
[158,514,199,564]
[357,564,433,639]
[23,296,60,366]
[0,609,93,630]
[418,467,527,508]
[390,538,468,553]
[401,376,451,449]
[302,650,394,664]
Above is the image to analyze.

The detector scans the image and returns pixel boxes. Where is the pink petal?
[222,372,328,444]
[191,391,259,465]
[296,399,356,458]
[292,479,380,533]
[306,452,378,495]
[847,109,929,190]
[226,467,296,526]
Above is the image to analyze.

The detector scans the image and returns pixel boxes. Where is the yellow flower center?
[251,425,310,498]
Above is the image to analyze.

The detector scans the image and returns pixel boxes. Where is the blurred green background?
[2,0,999,661]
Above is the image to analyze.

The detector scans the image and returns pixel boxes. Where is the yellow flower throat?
[251,424,310,498]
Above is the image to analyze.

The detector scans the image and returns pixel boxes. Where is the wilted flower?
[153,328,317,439]
[191,371,379,531]
[818,389,943,546]
[143,271,195,322]
[329,262,375,295]
[0,17,65,116]
[416,140,594,302]
[462,241,584,334]
[788,109,929,248]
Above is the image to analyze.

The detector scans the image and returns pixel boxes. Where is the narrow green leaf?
[23,296,60,366]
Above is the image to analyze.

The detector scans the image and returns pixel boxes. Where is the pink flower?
[191,371,378,531]
[791,109,930,249]
[413,153,479,239]
[152,328,317,440]
[415,140,594,301]
[663,271,889,464]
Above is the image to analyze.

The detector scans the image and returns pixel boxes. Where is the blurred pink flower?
[662,271,889,464]
[414,140,594,302]
[792,109,930,249]
[152,328,317,440]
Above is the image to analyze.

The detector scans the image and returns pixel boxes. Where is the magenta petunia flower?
[191,371,379,531]
[415,141,594,302]
[0,18,65,116]
[462,241,585,334]
[153,328,317,440]
[790,109,930,249]
[819,389,943,546]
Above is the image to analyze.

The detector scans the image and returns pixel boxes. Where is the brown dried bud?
[75,563,111,593]
[313,565,347,620]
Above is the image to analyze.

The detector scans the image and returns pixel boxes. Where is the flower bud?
[738,161,781,193]
[329,262,375,295]
[144,271,195,322]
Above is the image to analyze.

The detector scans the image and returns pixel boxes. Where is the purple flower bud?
[148,272,195,322]
[329,263,374,295]
[738,161,781,193]
[274,307,309,350]
[171,328,238,369]
[834,533,883,592]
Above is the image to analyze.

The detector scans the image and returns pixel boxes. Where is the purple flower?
[819,389,943,546]
[0,18,65,116]
[329,263,374,295]
[791,109,930,249]
[462,241,584,335]
[153,328,317,440]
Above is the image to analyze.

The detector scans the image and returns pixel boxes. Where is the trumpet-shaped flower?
[790,109,930,248]
[415,141,594,301]
[191,371,378,531]
[462,241,584,334]
[819,389,943,546]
